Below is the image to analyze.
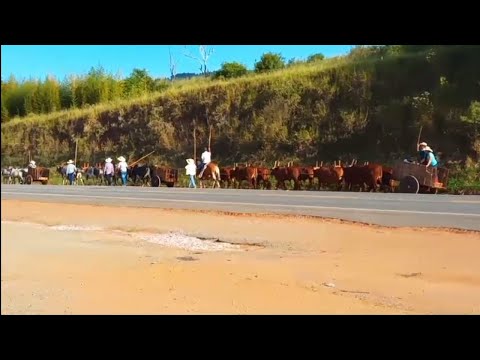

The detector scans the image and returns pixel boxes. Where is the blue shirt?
[427,152,438,167]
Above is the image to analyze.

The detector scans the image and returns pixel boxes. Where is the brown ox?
[233,164,258,189]
[342,160,383,192]
[381,166,394,192]
[298,165,315,190]
[271,161,301,190]
[220,166,235,188]
[256,166,272,190]
[314,162,344,191]
[197,162,221,188]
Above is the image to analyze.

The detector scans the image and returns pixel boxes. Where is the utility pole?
[74,139,78,165]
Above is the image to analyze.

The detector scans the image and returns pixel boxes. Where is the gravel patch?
[2,219,244,252]
[137,232,242,252]
[49,225,102,231]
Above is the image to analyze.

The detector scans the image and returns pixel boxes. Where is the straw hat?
[67,160,73,164]
[29,160,36,165]
[186,158,194,165]
[419,142,428,147]
[117,156,126,162]
[105,157,112,163]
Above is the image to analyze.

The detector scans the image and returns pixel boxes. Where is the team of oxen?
[2,159,393,192]
[217,160,392,192]
[51,159,392,192]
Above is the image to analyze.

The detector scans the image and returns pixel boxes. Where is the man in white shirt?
[117,156,129,186]
[199,147,211,178]
[66,160,76,185]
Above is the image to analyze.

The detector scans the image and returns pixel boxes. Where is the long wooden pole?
[416,125,423,152]
[193,119,197,161]
[128,150,156,167]
[208,125,212,154]
[74,140,78,165]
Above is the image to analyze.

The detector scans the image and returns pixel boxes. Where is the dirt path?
[2,200,480,314]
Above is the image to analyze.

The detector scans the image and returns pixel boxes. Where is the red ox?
[232,163,258,189]
[298,165,316,190]
[342,160,383,192]
[220,166,235,188]
[381,166,394,192]
[256,166,272,190]
[314,162,344,191]
[271,161,302,190]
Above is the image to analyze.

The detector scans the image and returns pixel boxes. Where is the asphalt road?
[1,184,480,231]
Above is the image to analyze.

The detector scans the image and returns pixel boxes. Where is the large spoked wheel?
[151,176,161,188]
[399,175,419,194]
[25,175,33,185]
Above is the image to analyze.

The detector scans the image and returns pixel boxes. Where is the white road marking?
[2,191,480,217]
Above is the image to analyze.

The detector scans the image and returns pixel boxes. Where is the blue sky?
[1,45,354,81]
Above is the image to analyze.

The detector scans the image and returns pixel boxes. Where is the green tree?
[254,52,285,73]
[125,68,154,97]
[214,62,248,79]
[461,101,480,155]
[41,76,61,113]
[307,53,325,62]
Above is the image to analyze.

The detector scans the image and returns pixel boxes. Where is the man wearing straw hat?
[417,141,428,164]
[423,146,438,168]
[117,156,128,186]
[104,157,114,186]
[185,158,197,188]
[66,159,77,185]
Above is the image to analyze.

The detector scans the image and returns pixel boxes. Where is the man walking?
[104,157,114,185]
[117,156,128,186]
[185,158,197,188]
[66,160,76,185]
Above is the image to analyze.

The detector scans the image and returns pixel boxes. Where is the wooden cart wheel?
[25,175,33,185]
[151,176,161,188]
[399,175,419,194]
[166,182,175,188]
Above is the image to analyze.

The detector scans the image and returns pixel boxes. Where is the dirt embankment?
[2,200,480,315]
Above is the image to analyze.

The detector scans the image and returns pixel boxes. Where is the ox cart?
[25,167,50,185]
[390,160,449,194]
[150,166,178,188]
